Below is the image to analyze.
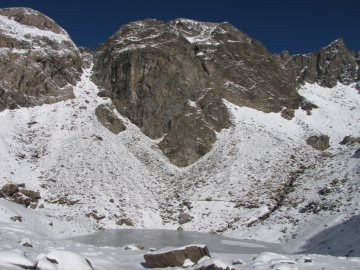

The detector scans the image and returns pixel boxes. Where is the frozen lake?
[70,229,285,254]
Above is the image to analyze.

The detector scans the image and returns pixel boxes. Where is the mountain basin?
[70,229,285,254]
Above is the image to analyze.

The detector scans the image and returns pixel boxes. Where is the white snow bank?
[253,252,289,262]
[183,258,195,267]
[194,257,232,269]
[36,258,58,270]
[197,255,211,263]
[0,251,35,268]
[45,250,93,270]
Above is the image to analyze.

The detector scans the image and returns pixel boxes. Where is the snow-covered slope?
[1,60,360,254]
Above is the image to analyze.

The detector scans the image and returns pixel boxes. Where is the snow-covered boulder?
[37,250,93,270]
[124,244,144,250]
[194,257,234,270]
[0,251,35,269]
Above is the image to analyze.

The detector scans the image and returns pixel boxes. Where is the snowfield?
[0,65,359,269]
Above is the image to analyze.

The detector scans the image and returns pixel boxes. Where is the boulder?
[179,213,193,224]
[341,136,360,145]
[116,218,134,226]
[306,135,330,150]
[10,216,22,222]
[20,189,41,201]
[144,245,210,268]
[12,192,31,207]
[95,104,126,134]
[1,183,19,196]
[38,250,93,270]
[0,251,35,269]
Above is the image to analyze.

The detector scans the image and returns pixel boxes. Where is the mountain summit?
[92,18,303,166]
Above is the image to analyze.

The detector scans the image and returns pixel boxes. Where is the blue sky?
[1,0,359,54]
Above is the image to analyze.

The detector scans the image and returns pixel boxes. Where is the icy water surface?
[71,229,285,254]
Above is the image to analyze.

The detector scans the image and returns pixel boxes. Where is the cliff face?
[0,8,82,111]
[275,39,358,88]
[92,19,300,166]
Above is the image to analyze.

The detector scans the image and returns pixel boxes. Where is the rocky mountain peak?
[0,7,68,35]
[0,7,82,111]
[276,38,358,88]
[92,18,300,167]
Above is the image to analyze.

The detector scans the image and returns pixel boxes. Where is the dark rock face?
[95,104,126,134]
[92,19,300,166]
[144,245,210,268]
[306,135,330,150]
[0,7,82,111]
[275,39,358,88]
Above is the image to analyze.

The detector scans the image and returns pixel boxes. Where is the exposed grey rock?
[10,216,22,222]
[92,19,300,166]
[0,7,82,111]
[144,245,210,268]
[12,192,31,207]
[341,136,360,145]
[1,183,19,196]
[306,135,330,150]
[275,39,358,87]
[179,213,192,224]
[20,189,41,202]
[95,104,126,134]
[79,47,94,70]
[116,218,134,226]
[22,242,33,248]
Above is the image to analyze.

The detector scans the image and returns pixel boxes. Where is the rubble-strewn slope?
[1,66,359,257]
[0,7,82,111]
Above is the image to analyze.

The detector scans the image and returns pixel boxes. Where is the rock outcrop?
[275,39,358,88]
[92,19,300,166]
[179,213,193,224]
[1,183,41,207]
[0,7,82,111]
[306,135,330,151]
[95,104,126,134]
[144,245,210,268]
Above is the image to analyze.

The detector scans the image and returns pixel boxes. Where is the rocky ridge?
[0,7,82,111]
[275,38,359,88]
